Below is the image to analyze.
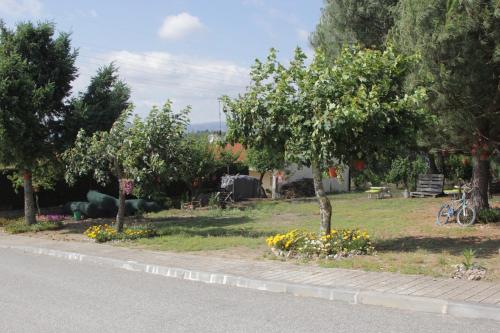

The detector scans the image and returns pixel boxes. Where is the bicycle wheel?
[436,204,452,225]
[457,206,476,226]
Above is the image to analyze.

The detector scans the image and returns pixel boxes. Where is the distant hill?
[188,121,226,133]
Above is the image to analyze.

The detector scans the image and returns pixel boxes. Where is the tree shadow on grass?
[150,216,275,238]
[375,236,500,258]
[61,215,275,239]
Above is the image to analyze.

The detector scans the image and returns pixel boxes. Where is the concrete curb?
[3,245,499,322]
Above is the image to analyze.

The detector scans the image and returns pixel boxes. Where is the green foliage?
[63,102,189,194]
[224,46,429,171]
[7,158,61,192]
[445,155,473,182]
[4,220,63,234]
[386,156,429,190]
[462,248,476,269]
[223,45,429,232]
[311,0,399,59]
[477,208,500,224]
[246,147,284,176]
[0,21,77,170]
[181,135,219,188]
[390,0,499,151]
[63,63,131,147]
[352,169,383,189]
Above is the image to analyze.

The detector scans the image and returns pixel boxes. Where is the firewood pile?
[279,178,315,199]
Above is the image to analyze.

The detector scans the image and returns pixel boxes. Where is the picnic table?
[365,186,392,199]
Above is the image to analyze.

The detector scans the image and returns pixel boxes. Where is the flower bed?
[37,214,68,223]
[266,229,374,259]
[84,224,157,243]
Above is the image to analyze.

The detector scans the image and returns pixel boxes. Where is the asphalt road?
[0,249,499,333]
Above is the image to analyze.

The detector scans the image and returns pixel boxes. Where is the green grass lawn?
[124,192,500,281]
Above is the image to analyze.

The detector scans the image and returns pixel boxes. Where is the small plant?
[84,224,117,243]
[121,225,157,240]
[477,208,500,223]
[208,193,219,209]
[84,224,157,242]
[4,220,63,234]
[462,248,476,270]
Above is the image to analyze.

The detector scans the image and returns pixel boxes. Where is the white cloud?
[74,50,249,123]
[158,12,204,40]
[0,0,42,17]
[89,9,97,18]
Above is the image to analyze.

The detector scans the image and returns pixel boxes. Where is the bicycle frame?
[443,186,473,219]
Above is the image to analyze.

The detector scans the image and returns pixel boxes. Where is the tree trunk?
[471,156,490,210]
[23,171,36,225]
[428,153,438,174]
[259,172,267,198]
[116,178,126,232]
[311,162,332,234]
[436,152,445,175]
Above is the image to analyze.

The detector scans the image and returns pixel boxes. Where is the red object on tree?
[192,178,200,188]
[353,160,366,171]
[462,157,470,166]
[121,179,134,195]
[328,167,337,178]
[480,151,490,161]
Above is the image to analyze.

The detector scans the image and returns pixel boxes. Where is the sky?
[0,0,323,124]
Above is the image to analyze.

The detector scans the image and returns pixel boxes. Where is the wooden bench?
[365,186,392,199]
[410,174,444,198]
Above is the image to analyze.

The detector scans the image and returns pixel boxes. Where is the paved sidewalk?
[1,233,499,321]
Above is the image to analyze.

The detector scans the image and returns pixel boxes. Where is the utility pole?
[218,99,222,136]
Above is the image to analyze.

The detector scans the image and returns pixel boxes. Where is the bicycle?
[436,184,476,226]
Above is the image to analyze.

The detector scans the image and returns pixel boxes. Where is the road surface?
[0,249,498,332]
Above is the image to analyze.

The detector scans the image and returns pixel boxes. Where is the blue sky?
[0,0,323,123]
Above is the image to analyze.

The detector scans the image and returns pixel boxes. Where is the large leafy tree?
[63,103,189,231]
[0,21,77,224]
[8,64,131,202]
[223,46,428,233]
[311,0,399,59]
[390,0,500,209]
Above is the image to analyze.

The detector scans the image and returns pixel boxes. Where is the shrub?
[477,208,500,223]
[266,228,374,258]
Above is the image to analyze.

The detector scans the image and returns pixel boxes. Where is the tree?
[245,147,284,197]
[390,0,500,209]
[62,63,131,146]
[63,102,189,231]
[311,0,399,59]
[180,135,219,199]
[0,21,77,224]
[386,156,429,191]
[223,46,428,233]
